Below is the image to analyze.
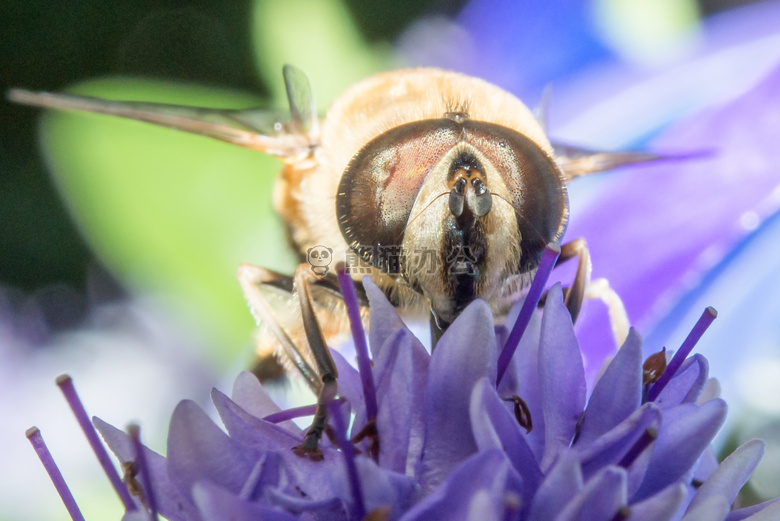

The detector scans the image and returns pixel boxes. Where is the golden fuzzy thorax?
[274,68,562,316]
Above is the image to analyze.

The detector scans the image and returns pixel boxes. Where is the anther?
[503,395,533,433]
[642,347,667,386]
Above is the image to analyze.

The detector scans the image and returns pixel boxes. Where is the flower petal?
[417,299,497,493]
[230,371,300,435]
[539,284,586,470]
[655,354,709,408]
[688,439,765,512]
[192,480,298,521]
[555,466,627,521]
[364,277,409,359]
[166,400,256,501]
[470,376,543,494]
[577,328,643,445]
[210,388,341,500]
[728,498,780,521]
[681,496,729,521]
[94,417,198,521]
[575,403,661,478]
[527,450,583,521]
[627,483,687,521]
[634,399,728,500]
[501,303,546,462]
[400,449,522,521]
[374,329,430,475]
[332,456,417,519]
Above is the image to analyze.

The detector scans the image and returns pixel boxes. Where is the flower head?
[28,257,780,520]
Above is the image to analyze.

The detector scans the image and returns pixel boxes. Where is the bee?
[10,66,654,456]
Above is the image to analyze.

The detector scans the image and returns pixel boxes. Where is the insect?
[10,66,655,457]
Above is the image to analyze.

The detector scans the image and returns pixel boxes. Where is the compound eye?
[337,119,460,272]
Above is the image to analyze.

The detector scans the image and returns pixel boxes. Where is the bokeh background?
[2,0,780,519]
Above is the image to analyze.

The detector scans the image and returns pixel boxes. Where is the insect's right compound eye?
[336,119,462,273]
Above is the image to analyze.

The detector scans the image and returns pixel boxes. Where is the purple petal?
[688,439,765,512]
[555,466,627,521]
[470,377,543,494]
[655,355,709,408]
[94,417,199,521]
[527,450,583,521]
[230,371,301,435]
[265,488,345,518]
[681,496,729,521]
[577,328,643,445]
[330,348,363,413]
[364,277,409,359]
[634,399,728,501]
[332,457,417,519]
[192,480,298,521]
[210,388,341,501]
[166,400,256,502]
[374,329,430,475]
[627,483,687,521]
[417,299,497,493]
[568,63,780,345]
[400,450,522,521]
[575,404,661,479]
[211,388,301,451]
[727,498,780,521]
[539,284,586,470]
[501,303,546,462]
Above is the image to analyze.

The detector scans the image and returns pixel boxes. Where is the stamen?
[642,347,667,386]
[503,395,533,433]
[496,243,561,386]
[618,427,658,469]
[263,404,318,424]
[336,264,378,421]
[55,374,136,511]
[647,307,717,401]
[128,424,158,520]
[25,427,86,521]
[327,399,366,521]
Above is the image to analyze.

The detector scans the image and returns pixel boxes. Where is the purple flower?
[27,259,780,520]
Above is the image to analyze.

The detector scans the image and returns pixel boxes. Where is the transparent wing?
[283,64,319,139]
[7,64,318,162]
[552,142,662,180]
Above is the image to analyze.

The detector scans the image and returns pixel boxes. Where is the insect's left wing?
[7,65,318,162]
[552,142,662,180]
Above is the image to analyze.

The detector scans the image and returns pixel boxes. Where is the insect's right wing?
[7,64,318,163]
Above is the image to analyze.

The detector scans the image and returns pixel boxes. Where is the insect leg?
[237,263,321,392]
[291,265,340,460]
[555,238,629,345]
